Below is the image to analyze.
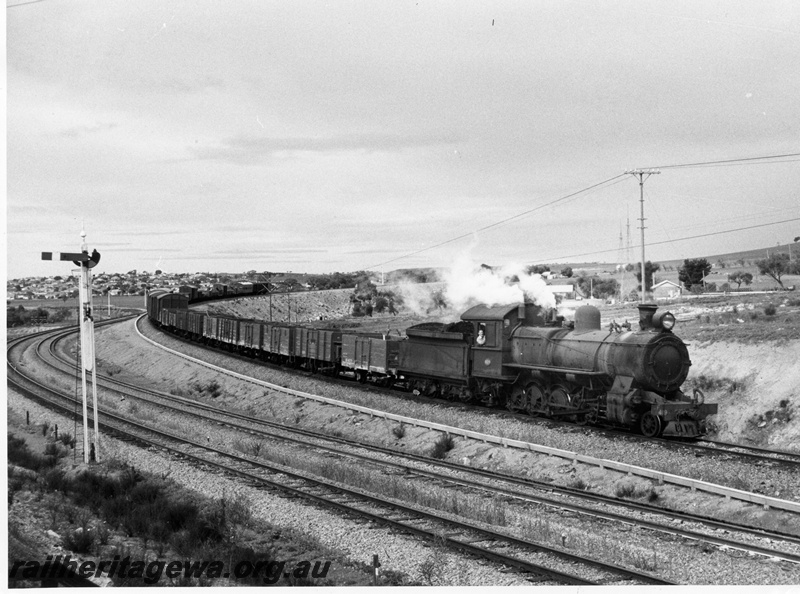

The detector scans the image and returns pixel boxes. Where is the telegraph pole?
[42,228,101,463]
[626,169,660,302]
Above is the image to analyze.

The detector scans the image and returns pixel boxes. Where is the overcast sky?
[6,1,800,279]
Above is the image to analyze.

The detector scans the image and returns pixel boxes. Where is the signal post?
[42,229,101,463]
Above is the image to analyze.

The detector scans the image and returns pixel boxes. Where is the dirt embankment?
[689,340,799,450]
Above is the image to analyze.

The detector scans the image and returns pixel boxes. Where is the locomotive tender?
[147,290,716,438]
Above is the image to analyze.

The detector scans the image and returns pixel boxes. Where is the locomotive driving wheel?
[571,392,587,425]
[639,411,664,438]
[548,384,572,418]
[526,382,547,417]
[506,385,529,413]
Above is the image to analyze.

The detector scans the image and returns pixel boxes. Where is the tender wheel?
[639,412,664,437]
[458,387,474,404]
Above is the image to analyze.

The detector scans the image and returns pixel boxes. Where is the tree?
[560,266,573,278]
[354,278,377,301]
[575,275,619,299]
[634,261,661,292]
[755,253,791,289]
[678,258,711,290]
[526,264,550,275]
[728,271,753,289]
[594,278,619,299]
[373,296,389,313]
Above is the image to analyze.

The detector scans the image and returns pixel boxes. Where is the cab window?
[476,322,497,347]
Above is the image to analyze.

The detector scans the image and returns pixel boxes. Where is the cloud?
[59,122,118,138]
[189,132,461,164]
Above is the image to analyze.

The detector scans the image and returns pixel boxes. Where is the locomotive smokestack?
[638,303,658,330]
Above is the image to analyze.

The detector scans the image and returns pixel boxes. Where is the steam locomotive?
[147,290,716,438]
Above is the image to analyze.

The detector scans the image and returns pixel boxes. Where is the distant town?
[6,271,284,302]
[7,247,799,304]
[5,270,386,302]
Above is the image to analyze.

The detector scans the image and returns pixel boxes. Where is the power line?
[366,151,798,271]
[647,152,800,170]
[530,216,800,264]
[7,0,50,8]
[366,173,627,269]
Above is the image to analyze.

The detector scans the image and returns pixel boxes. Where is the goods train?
[147,290,716,438]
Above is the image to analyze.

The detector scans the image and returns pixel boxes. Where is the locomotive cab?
[460,302,555,405]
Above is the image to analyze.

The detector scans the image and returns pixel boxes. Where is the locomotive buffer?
[41,228,102,464]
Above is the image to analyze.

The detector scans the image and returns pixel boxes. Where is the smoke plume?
[392,254,556,319]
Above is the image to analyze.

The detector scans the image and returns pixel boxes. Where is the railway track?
[9,326,676,586]
[134,316,800,511]
[32,322,800,557]
[12,321,800,581]
[141,309,800,470]
[512,413,800,468]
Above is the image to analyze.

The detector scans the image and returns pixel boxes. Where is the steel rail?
[7,356,673,586]
[134,316,800,514]
[42,327,800,563]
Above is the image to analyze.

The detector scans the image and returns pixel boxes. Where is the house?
[547,284,576,300]
[652,280,683,300]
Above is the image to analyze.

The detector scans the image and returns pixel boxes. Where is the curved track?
[12,320,800,579]
[10,322,679,586]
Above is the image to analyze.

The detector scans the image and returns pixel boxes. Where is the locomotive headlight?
[653,310,676,331]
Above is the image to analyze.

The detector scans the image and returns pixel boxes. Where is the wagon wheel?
[424,381,440,398]
[639,411,664,438]
[458,387,475,404]
[526,382,547,417]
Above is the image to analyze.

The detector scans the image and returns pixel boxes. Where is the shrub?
[95,523,111,545]
[62,523,96,554]
[58,431,76,449]
[130,480,162,505]
[43,468,68,492]
[43,442,64,466]
[8,435,43,471]
[392,424,407,439]
[163,500,200,532]
[764,303,777,316]
[430,433,455,459]
[569,477,588,490]
[615,479,656,500]
[206,380,222,398]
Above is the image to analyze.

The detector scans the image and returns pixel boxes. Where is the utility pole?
[626,169,660,302]
[42,228,101,463]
